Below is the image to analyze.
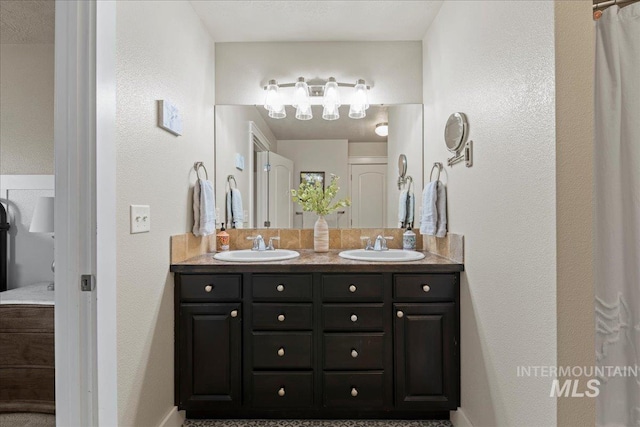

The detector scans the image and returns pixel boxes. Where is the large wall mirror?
[215,104,423,230]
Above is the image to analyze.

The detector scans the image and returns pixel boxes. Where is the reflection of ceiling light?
[263,77,371,121]
[375,122,389,137]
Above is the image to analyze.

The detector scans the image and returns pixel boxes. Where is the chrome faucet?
[247,235,280,251]
[360,235,394,251]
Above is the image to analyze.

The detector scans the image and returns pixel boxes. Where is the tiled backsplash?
[172,228,420,263]
[171,228,464,264]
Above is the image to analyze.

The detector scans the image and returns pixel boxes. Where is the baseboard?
[159,406,185,427]
[450,408,473,427]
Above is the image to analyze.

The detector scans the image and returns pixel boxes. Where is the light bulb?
[293,77,310,108]
[264,80,280,111]
[296,104,312,120]
[349,79,368,119]
[269,103,286,119]
[323,77,340,107]
[322,103,339,121]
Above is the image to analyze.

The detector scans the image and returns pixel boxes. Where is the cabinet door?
[178,303,241,410]
[394,303,458,410]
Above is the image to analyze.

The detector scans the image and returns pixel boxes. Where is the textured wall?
[215,41,422,105]
[115,1,215,425]
[555,1,596,425]
[422,1,557,425]
[0,44,54,174]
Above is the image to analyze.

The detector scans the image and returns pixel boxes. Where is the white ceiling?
[191,1,443,42]
[256,104,390,142]
[0,0,54,44]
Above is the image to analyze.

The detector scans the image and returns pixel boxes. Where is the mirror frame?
[444,112,468,153]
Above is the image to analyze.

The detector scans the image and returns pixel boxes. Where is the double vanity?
[171,246,463,420]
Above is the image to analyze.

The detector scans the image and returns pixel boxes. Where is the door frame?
[348,157,388,228]
[54,1,118,425]
[250,122,271,228]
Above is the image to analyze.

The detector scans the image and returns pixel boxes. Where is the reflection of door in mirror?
[267,152,294,228]
[350,164,387,228]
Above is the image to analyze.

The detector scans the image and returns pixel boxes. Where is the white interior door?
[350,164,387,228]
[268,152,294,228]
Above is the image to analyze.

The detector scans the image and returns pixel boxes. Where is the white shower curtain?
[595,4,640,426]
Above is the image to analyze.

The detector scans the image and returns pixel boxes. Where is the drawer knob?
[277,347,285,357]
[351,349,358,358]
[230,310,238,318]
[278,387,285,397]
[277,284,285,292]
[278,314,285,322]
[397,310,404,318]
[422,284,431,293]
[204,285,213,293]
[349,284,357,293]
[350,314,358,322]
[351,387,358,397]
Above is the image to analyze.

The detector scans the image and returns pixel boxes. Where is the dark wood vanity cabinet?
[174,269,461,419]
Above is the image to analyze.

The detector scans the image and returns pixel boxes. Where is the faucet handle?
[384,236,394,240]
[267,237,280,250]
[246,235,265,251]
[360,236,373,250]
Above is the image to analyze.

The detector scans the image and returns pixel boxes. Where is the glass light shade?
[264,80,280,111]
[349,79,368,119]
[323,77,341,108]
[29,196,55,233]
[295,104,313,120]
[375,122,389,137]
[293,78,310,108]
[268,103,286,119]
[322,103,340,121]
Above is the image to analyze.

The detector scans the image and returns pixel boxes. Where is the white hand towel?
[192,181,201,236]
[420,181,447,237]
[398,190,408,227]
[226,188,244,229]
[198,179,216,236]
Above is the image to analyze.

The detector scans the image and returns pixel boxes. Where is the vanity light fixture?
[375,122,389,137]
[263,77,371,121]
[264,79,286,119]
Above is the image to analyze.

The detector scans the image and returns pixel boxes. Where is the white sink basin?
[339,249,425,262]
[213,249,300,263]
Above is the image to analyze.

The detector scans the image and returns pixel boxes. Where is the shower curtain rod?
[593,0,639,10]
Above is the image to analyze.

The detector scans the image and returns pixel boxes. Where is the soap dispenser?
[403,226,416,250]
[216,224,230,252]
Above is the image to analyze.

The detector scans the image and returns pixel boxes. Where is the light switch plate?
[130,205,151,234]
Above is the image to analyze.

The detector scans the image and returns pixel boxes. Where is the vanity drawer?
[252,303,313,331]
[252,274,312,301]
[252,332,312,369]
[393,274,456,301]
[323,333,384,370]
[323,372,384,408]
[322,304,384,331]
[180,274,242,301]
[251,372,313,408]
[322,275,383,301]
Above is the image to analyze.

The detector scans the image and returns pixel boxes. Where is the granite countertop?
[0,282,55,305]
[171,250,464,273]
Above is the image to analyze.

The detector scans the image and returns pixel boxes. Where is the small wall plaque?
[158,100,182,136]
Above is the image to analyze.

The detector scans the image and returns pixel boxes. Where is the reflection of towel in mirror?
[226,188,244,229]
[398,190,415,228]
[420,181,447,238]
[193,179,216,236]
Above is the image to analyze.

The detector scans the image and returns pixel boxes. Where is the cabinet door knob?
[277,284,285,292]
[278,387,285,397]
[277,314,285,322]
[350,314,358,322]
[204,285,213,293]
[397,310,404,318]
[230,310,238,318]
[422,284,431,293]
[277,347,285,357]
[351,349,358,358]
[349,284,357,293]
[351,387,358,397]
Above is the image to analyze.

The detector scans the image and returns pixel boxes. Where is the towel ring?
[227,175,238,189]
[194,162,208,180]
[429,162,443,182]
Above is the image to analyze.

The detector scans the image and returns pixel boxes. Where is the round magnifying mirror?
[444,112,468,153]
[398,154,407,178]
